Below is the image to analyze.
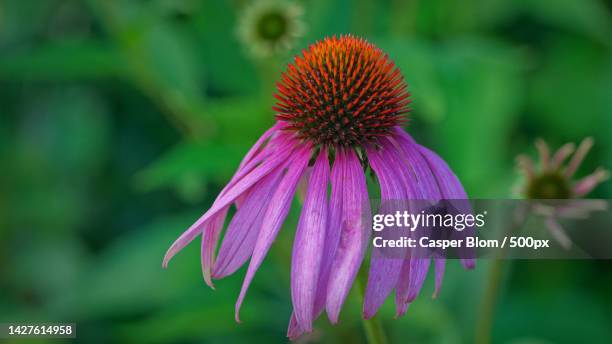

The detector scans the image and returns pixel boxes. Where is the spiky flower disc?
[274,35,411,147]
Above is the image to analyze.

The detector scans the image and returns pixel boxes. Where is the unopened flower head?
[163,35,473,339]
[237,0,305,57]
[516,138,609,248]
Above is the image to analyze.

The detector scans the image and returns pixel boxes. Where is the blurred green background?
[1,0,611,343]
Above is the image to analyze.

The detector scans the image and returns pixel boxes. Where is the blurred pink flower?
[516,138,609,248]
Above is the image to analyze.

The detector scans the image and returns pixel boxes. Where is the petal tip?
[462,259,476,270]
[162,249,175,268]
[327,311,339,325]
[405,293,417,304]
[287,315,304,340]
[295,314,313,333]
[395,302,409,317]
[202,268,216,289]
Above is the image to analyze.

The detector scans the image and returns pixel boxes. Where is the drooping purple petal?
[416,146,468,199]
[393,256,431,318]
[162,136,297,268]
[288,148,348,338]
[394,129,467,198]
[405,258,431,303]
[287,313,302,340]
[213,169,284,279]
[314,148,346,313]
[373,137,424,316]
[395,262,411,317]
[291,150,330,332]
[222,130,293,206]
[363,143,406,319]
[433,258,446,299]
[229,124,289,208]
[326,149,370,323]
[390,133,444,311]
[416,144,475,270]
[237,122,286,170]
[391,133,443,201]
[235,145,312,322]
[201,209,229,288]
[394,129,474,305]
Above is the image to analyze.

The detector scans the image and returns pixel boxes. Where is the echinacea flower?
[163,35,473,339]
[237,0,305,57]
[516,138,609,248]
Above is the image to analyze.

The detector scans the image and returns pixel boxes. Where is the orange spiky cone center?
[273,35,411,147]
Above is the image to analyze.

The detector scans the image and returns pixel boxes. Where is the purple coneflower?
[163,35,472,338]
[516,138,609,248]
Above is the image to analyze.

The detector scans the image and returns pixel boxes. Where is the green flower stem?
[356,267,388,344]
[475,257,505,344]
[475,204,529,344]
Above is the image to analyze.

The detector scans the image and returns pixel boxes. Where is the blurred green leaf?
[19,88,111,174]
[206,96,274,141]
[194,0,259,94]
[529,35,611,138]
[496,288,611,343]
[433,37,525,197]
[134,140,246,201]
[1,88,110,233]
[0,39,123,79]
[61,213,202,318]
[518,0,612,45]
[134,96,273,201]
[87,0,212,137]
[379,38,446,123]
